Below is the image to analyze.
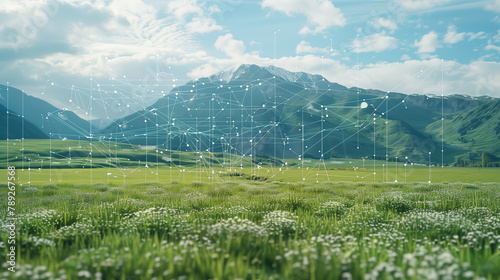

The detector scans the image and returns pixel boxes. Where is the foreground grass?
[1,181,500,279]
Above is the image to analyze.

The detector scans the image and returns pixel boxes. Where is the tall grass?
[1,181,499,279]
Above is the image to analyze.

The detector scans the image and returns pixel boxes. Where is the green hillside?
[427,99,500,166]
[0,103,47,140]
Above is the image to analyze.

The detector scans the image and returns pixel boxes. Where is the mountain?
[0,103,47,139]
[0,84,96,139]
[103,64,498,165]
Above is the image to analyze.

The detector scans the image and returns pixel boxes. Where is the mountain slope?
[0,84,96,138]
[427,99,500,163]
[0,103,48,139]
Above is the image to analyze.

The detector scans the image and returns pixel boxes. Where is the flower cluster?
[261,210,302,236]
[365,246,478,280]
[208,217,267,237]
[315,201,348,218]
[51,220,101,239]
[14,209,64,236]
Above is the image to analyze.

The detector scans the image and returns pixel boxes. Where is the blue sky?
[0,0,499,118]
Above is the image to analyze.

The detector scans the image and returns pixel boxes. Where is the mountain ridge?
[0,84,98,140]
[0,103,48,140]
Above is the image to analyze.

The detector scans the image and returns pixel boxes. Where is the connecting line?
[199,152,224,182]
[31,58,447,185]
[298,158,325,181]
[370,60,442,116]
[441,59,444,168]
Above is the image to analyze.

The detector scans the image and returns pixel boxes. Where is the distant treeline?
[455,152,500,167]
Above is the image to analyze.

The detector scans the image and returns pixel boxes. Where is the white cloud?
[188,62,222,79]
[207,5,221,14]
[0,0,204,75]
[167,0,204,18]
[215,33,245,58]
[485,44,500,52]
[486,0,500,13]
[0,0,28,13]
[185,17,222,33]
[400,0,452,10]
[401,54,411,61]
[355,31,398,53]
[167,0,222,34]
[493,30,500,42]
[443,25,465,44]
[298,26,315,35]
[354,59,500,97]
[415,31,441,53]
[261,0,345,34]
[296,41,328,54]
[468,31,488,41]
[373,18,398,31]
[0,0,207,118]
[1,0,175,67]
[188,54,500,98]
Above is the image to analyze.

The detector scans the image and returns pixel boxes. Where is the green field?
[1,181,500,279]
[1,165,499,185]
[1,139,499,185]
[2,139,500,279]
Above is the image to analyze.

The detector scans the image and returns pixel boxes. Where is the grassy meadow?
[1,181,500,279]
[1,165,499,185]
[1,139,500,279]
[1,139,499,185]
